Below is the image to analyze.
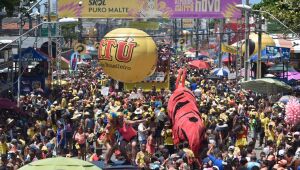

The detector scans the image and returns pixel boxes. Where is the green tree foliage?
[61,23,79,39]
[61,23,79,47]
[0,0,21,16]
[253,0,300,33]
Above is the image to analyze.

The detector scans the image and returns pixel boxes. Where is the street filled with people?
[0,46,300,170]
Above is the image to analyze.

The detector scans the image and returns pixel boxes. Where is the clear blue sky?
[249,0,262,4]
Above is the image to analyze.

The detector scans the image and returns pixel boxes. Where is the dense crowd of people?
[0,50,300,170]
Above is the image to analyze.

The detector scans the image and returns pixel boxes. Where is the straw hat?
[6,118,15,125]
[71,111,82,119]
[134,108,143,115]
[84,111,90,116]
[110,105,120,112]
[41,146,48,151]
[71,114,81,120]
[68,106,74,111]
[226,108,235,114]
[220,106,226,111]
[55,106,62,111]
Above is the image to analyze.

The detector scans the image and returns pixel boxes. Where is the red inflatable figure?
[167,69,206,157]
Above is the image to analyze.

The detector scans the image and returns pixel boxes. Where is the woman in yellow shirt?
[276,128,284,147]
[259,113,270,146]
[265,124,275,142]
[161,123,174,154]
[0,136,8,155]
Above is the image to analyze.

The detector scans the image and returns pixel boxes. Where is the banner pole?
[195,19,199,58]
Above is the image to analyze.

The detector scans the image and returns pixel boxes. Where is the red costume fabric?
[167,69,205,157]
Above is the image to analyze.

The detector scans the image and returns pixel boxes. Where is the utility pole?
[218,19,224,68]
[244,0,250,81]
[47,0,53,88]
[37,5,41,37]
[34,4,40,49]
[174,19,178,51]
[47,0,52,66]
[17,0,24,107]
[236,18,242,80]
[78,18,83,43]
[195,19,199,58]
[180,19,183,51]
[256,13,262,79]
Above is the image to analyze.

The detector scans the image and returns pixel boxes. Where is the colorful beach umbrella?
[188,60,210,69]
[212,68,229,77]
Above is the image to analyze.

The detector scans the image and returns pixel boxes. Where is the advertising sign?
[266,46,290,59]
[221,43,237,54]
[70,52,79,71]
[58,0,241,19]
[124,73,170,91]
[41,23,56,37]
[182,19,194,28]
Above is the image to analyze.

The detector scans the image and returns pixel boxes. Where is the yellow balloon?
[98,28,157,83]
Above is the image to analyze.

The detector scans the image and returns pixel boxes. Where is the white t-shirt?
[194,88,201,97]
[138,123,147,142]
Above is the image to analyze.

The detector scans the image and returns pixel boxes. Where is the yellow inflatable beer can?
[241,33,275,56]
[98,28,157,83]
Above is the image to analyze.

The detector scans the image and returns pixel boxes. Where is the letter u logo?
[115,41,137,63]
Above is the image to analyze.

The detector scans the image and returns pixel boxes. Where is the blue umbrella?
[213,68,229,77]
[278,95,299,104]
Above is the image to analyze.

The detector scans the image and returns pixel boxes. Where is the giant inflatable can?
[98,28,157,83]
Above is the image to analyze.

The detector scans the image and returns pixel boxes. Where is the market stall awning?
[13,47,48,62]
[241,78,292,95]
[268,64,296,72]
[273,38,300,53]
